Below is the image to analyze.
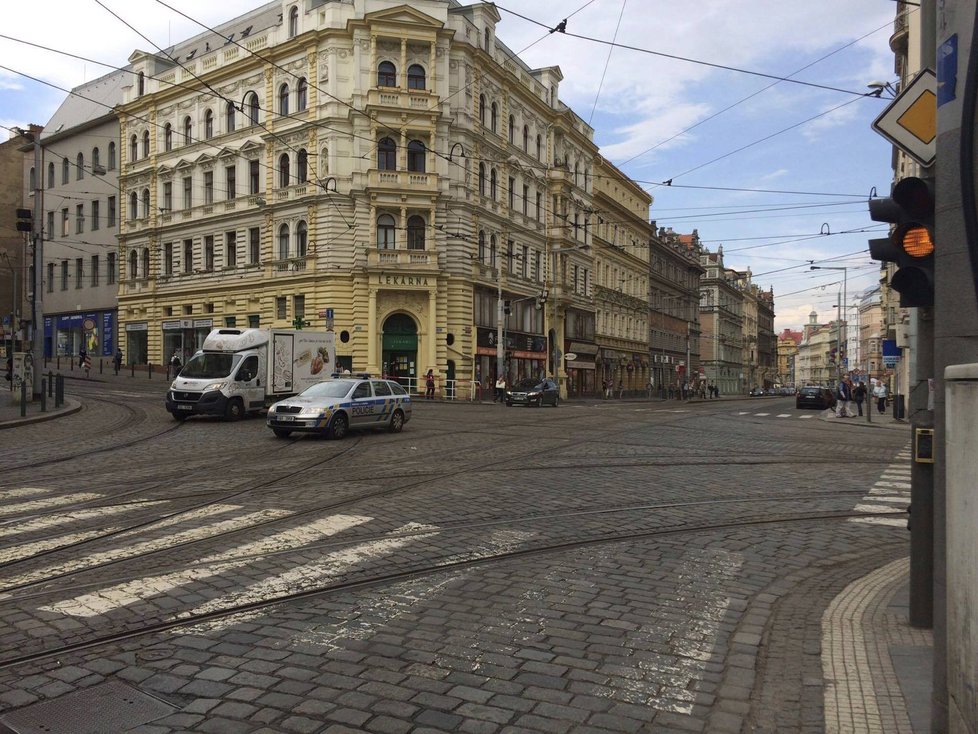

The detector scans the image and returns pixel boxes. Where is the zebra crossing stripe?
[854,503,901,515]
[0,530,120,565]
[777,414,791,418]
[0,493,103,517]
[851,517,906,528]
[0,501,168,539]
[37,514,371,617]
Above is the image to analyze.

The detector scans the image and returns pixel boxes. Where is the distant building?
[777,328,802,386]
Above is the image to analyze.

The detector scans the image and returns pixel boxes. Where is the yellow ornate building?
[116,0,601,397]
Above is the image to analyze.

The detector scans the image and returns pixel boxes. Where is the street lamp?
[811,265,847,381]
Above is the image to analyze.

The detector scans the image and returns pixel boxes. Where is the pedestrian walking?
[169,351,182,379]
[617,380,624,399]
[78,346,87,369]
[82,352,91,378]
[874,381,888,414]
[424,369,435,400]
[836,380,850,417]
[113,348,123,375]
[854,381,867,416]
[494,375,506,403]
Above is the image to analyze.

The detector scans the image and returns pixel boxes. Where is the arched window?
[76,153,84,180]
[183,116,192,144]
[279,83,290,116]
[574,161,580,186]
[244,92,259,125]
[204,109,214,138]
[142,130,150,158]
[523,125,529,152]
[278,223,290,260]
[296,220,307,257]
[509,115,515,144]
[128,192,138,221]
[478,163,486,196]
[407,64,425,90]
[47,162,54,188]
[536,134,542,160]
[490,168,497,200]
[163,123,173,152]
[141,248,150,278]
[141,188,150,218]
[137,72,145,96]
[278,154,290,188]
[92,147,100,171]
[378,137,396,170]
[129,134,138,162]
[407,140,425,172]
[377,214,396,249]
[484,27,491,52]
[377,61,396,87]
[108,142,116,170]
[288,6,298,37]
[489,234,497,267]
[297,149,308,183]
[62,158,70,184]
[29,167,35,191]
[226,101,236,132]
[128,250,138,279]
[479,95,486,126]
[478,230,486,262]
[407,215,425,250]
[296,78,308,111]
[490,102,498,133]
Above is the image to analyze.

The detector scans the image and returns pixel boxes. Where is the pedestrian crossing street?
[849,447,912,528]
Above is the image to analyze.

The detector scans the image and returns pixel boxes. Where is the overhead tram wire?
[616,13,907,168]
[587,0,627,126]
[494,4,869,97]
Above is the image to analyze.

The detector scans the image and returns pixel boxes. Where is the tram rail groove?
[0,508,905,672]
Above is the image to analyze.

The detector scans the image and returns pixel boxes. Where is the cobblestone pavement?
[0,377,918,733]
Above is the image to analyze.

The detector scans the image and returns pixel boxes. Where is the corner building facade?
[116,0,597,397]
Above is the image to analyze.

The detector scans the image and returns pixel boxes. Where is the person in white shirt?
[874,381,888,414]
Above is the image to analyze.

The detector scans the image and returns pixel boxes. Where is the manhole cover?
[0,680,177,734]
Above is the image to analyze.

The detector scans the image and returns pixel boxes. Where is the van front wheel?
[224,398,244,421]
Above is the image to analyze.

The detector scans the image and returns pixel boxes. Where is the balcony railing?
[366,88,438,113]
[366,169,437,192]
[367,248,438,271]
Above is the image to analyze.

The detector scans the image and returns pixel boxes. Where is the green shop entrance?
[382,313,417,386]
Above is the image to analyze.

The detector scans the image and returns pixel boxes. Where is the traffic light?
[868,176,935,307]
[15,208,32,232]
[503,300,511,316]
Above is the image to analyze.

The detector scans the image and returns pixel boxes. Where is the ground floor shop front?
[43,311,117,362]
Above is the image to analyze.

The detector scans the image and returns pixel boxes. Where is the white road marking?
[799,415,813,419]
[0,529,121,564]
[738,411,750,415]
[187,522,441,617]
[754,413,770,417]
[37,514,369,617]
[777,414,791,418]
[874,481,911,490]
[0,493,103,517]
[0,487,50,501]
[0,505,284,591]
[860,495,908,504]
[850,517,906,527]
[0,501,168,539]
[854,503,902,515]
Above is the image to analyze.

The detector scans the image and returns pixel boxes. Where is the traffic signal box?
[868,176,935,307]
[15,208,32,232]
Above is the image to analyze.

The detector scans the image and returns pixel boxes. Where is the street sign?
[563,352,578,361]
[871,68,937,167]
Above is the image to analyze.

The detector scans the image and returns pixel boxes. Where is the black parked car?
[795,385,837,410]
[505,378,559,407]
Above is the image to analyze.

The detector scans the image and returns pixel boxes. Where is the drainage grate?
[0,681,178,734]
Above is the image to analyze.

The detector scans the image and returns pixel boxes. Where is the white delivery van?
[166,328,335,421]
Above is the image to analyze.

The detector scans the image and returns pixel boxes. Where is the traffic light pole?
[29,134,42,398]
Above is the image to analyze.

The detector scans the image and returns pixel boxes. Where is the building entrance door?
[381,313,418,389]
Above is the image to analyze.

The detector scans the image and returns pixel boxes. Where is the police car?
[266,374,411,439]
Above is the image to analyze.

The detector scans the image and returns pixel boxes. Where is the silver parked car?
[267,376,411,439]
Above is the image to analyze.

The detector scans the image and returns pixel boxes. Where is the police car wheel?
[329,413,349,440]
[389,409,405,433]
[272,428,292,438]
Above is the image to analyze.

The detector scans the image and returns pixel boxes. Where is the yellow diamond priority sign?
[872,69,937,167]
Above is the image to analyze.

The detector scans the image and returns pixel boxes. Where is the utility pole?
[496,265,504,382]
[15,128,43,398]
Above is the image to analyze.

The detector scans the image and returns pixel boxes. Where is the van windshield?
[179,353,238,379]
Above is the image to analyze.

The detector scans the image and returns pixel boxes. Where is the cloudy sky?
[0,0,899,331]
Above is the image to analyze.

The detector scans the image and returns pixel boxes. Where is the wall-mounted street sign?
[872,68,937,167]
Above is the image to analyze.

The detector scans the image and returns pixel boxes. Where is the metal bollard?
[41,378,47,412]
[131,362,135,377]
[148,363,153,379]
[56,355,61,371]
[99,358,103,374]
[55,374,64,408]
[47,371,54,397]
[20,380,27,417]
